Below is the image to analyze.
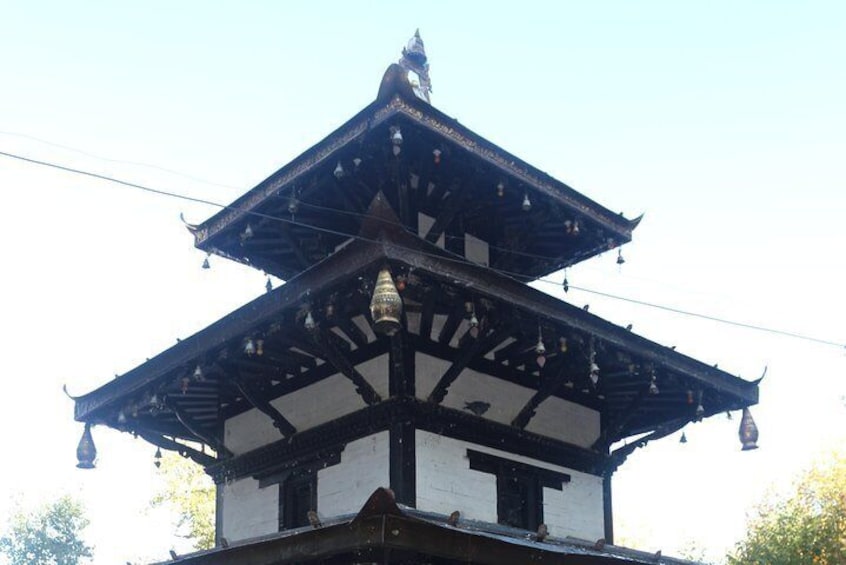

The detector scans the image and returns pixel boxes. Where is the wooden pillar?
[603,470,614,544]
[389,331,416,505]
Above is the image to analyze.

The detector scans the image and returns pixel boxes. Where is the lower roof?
[161,488,694,565]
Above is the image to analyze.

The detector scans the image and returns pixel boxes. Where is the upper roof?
[191,42,640,281]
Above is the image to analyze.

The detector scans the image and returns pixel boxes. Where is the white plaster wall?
[418,212,445,247]
[416,430,498,522]
[355,353,389,400]
[317,431,390,517]
[465,232,489,267]
[440,367,535,425]
[220,477,278,542]
[525,396,601,448]
[414,353,600,448]
[415,352,451,400]
[224,373,368,454]
[415,431,604,541]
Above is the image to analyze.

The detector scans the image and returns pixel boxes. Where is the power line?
[1,147,843,351]
[0,130,240,191]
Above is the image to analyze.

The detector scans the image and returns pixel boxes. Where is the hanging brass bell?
[739,407,759,450]
[370,267,403,336]
[76,423,96,469]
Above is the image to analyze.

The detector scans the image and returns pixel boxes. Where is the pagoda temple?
[72,31,760,564]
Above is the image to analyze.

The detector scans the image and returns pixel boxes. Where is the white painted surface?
[525,396,601,448]
[317,431,390,517]
[440,367,535,425]
[415,354,600,447]
[417,212,445,248]
[220,477,278,542]
[465,232,490,267]
[415,431,604,540]
[416,430,498,522]
[224,373,368,454]
[355,353,389,400]
[415,352,452,400]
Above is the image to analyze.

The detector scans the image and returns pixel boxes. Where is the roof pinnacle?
[399,29,431,102]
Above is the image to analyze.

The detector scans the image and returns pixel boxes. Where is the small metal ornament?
[76,423,96,469]
[679,431,688,444]
[154,447,163,468]
[370,267,403,336]
[522,193,532,212]
[739,407,759,450]
[617,249,625,265]
[334,162,344,179]
[201,255,210,269]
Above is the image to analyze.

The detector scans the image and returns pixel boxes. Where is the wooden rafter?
[137,431,216,467]
[511,358,573,429]
[418,289,436,341]
[231,371,297,438]
[428,323,514,404]
[424,181,466,244]
[592,383,653,450]
[164,397,232,458]
[310,327,382,405]
[274,221,311,269]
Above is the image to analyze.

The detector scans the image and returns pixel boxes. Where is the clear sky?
[1,2,844,563]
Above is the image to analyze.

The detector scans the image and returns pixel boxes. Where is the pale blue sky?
[1,2,844,563]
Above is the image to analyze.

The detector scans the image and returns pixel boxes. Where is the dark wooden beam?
[418,289,436,342]
[424,182,466,245]
[165,397,232,458]
[137,431,217,467]
[311,328,382,405]
[511,358,573,429]
[275,221,311,270]
[428,324,514,404]
[592,383,652,450]
[233,374,297,438]
[437,302,465,345]
[389,419,416,506]
[334,318,369,348]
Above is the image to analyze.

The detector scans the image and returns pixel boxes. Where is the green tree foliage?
[729,447,846,565]
[0,496,93,565]
[151,452,215,550]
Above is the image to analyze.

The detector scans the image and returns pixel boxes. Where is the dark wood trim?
[591,383,651,450]
[137,431,217,467]
[428,323,515,404]
[389,419,416,507]
[467,449,570,490]
[311,327,382,405]
[603,470,614,544]
[165,397,231,458]
[257,446,344,488]
[389,330,414,397]
[214,484,223,547]
[232,375,297,438]
[207,397,608,483]
[511,358,573,429]
[423,182,466,245]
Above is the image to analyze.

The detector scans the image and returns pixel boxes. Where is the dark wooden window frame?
[467,449,570,531]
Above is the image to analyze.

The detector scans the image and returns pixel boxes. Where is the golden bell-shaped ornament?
[370,267,403,336]
[76,423,96,469]
[739,407,759,450]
